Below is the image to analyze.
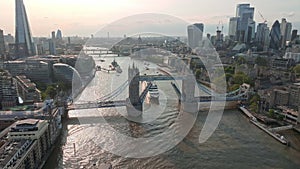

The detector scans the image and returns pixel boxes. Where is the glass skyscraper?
[269,20,281,50]
[187,23,204,49]
[15,0,35,58]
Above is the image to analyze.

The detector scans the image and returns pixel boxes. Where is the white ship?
[148,83,159,99]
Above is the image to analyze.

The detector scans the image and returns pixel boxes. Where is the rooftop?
[294,82,300,86]
[0,139,33,169]
[15,119,39,126]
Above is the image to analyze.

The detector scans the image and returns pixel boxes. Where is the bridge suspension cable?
[97,80,129,101]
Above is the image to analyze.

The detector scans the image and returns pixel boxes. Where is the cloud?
[280,11,295,18]
[186,14,231,25]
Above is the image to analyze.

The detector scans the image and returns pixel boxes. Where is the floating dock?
[239,107,288,145]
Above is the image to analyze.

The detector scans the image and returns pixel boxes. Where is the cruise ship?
[148,83,159,100]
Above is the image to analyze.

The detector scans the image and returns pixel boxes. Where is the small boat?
[111,58,122,73]
[116,66,122,73]
[111,59,119,67]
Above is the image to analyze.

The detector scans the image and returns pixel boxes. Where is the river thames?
[43,56,300,169]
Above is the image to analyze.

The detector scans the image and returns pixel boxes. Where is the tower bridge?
[67,65,250,117]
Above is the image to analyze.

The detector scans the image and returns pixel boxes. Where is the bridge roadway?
[67,100,127,110]
[67,75,248,110]
[138,75,184,81]
[68,96,247,110]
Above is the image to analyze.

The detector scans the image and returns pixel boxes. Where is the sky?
[0,0,300,37]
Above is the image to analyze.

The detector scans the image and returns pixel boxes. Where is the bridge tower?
[127,63,143,117]
[181,74,198,113]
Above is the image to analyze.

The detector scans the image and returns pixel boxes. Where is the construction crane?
[258,11,267,24]
[217,21,224,32]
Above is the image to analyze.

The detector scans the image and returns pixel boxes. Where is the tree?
[255,56,268,66]
[236,56,246,65]
[195,69,201,79]
[233,72,253,85]
[269,109,275,118]
[250,102,258,113]
[293,64,300,75]
[45,85,57,99]
[249,94,260,113]
[224,66,235,74]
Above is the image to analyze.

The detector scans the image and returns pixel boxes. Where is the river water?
[43,56,300,169]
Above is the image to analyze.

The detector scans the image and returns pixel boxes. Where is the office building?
[235,4,255,44]
[291,30,298,42]
[289,83,300,109]
[187,23,204,49]
[0,29,5,57]
[15,76,42,103]
[0,70,18,109]
[286,23,292,41]
[272,58,295,70]
[15,0,36,58]
[269,20,281,50]
[49,31,56,55]
[5,119,50,168]
[4,60,51,83]
[256,23,270,51]
[0,139,38,169]
[270,89,289,107]
[56,29,62,40]
[4,34,14,45]
[280,18,292,48]
[236,4,254,19]
[53,63,82,85]
[228,17,239,40]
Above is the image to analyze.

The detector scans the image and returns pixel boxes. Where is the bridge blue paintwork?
[138,75,184,81]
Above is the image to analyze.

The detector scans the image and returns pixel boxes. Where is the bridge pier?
[127,64,143,117]
[181,75,198,113]
[126,98,143,117]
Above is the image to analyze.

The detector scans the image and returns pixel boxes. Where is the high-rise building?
[236,4,254,19]
[228,17,239,40]
[187,23,204,49]
[0,29,5,57]
[269,20,281,50]
[235,4,255,44]
[15,0,35,58]
[56,29,62,40]
[286,23,292,41]
[280,18,292,48]
[291,29,298,41]
[0,70,17,109]
[256,23,270,51]
[49,31,56,55]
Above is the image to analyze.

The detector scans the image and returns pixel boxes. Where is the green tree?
[255,56,268,66]
[232,72,253,85]
[249,94,260,113]
[195,69,202,79]
[293,64,300,75]
[228,84,240,92]
[45,85,57,99]
[224,66,235,74]
[250,102,258,113]
[269,109,275,118]
[237,56,246,65]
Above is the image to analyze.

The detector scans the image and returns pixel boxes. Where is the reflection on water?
[43,56,300,169]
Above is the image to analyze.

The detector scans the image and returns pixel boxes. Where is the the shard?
[15,0,35,58]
